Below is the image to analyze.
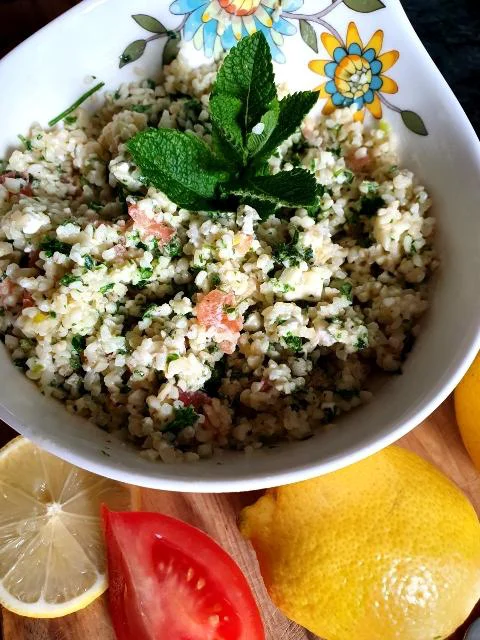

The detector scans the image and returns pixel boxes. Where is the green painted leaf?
[132,14,167,34]
[127,129,230,210]
[401,110,428,136]
[163,35,180,66]
[343,0,385,12]
[119,40,147,68]
[253,91,318,164]
[212,31,276,134]
[299,20,318,53]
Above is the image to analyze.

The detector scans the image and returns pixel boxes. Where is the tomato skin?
[103,508,264,640]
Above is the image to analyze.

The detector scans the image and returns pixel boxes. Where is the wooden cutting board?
[1,396,480,640]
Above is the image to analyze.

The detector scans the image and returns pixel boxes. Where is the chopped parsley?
[59,274,81,286]
[358,195,385,218]
[210,273,221,287]
[142,303,158,319]
[274,229,314,268]
[64,115,77,125]
[49,311,57,318]
[164,406,199,432]
[84,255,98,270]
[88,201,103,212]
[166,353,180,363]
[39,237,71,257]
[283,333,303,353]
[138,267,153,280]
[100,282,114,294]
[355,335,369,350]
[70,353,82,371]
[163,237,182,258]
[339,282,353,301]
[71,334,86,353]
[131,104,151,113]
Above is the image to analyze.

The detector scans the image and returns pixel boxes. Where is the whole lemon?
[455,352,480,469]
[240,446,480,640]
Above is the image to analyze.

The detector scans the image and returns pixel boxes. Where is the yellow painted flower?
[309,22,399,120]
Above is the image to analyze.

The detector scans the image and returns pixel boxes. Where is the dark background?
[0,0,478,134]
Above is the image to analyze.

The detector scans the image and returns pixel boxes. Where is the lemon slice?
[0,436,138,618]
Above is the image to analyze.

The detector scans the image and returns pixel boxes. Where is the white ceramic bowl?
[0,0,479,492]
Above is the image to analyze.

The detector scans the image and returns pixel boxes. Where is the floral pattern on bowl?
[119,0,427,135]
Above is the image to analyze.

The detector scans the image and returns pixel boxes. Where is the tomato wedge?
[103,509,265,640]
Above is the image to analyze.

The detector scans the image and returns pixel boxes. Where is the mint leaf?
[247,168,317,208]
[212,31,276,137]
[246,100,280,156]
[210,94,245,165]
[253,91,318,164]
[128,129,230,210]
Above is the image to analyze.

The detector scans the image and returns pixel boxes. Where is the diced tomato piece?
[179,390,212,411]
[22,291,35,309]
[128,203,175,245]
[0,279,16,306]
[102,509,265,640]
[196,290,243,334]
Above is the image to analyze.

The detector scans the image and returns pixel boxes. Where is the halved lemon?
[0,436,138,618]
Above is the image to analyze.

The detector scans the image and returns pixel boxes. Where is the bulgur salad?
[0,35,436,463]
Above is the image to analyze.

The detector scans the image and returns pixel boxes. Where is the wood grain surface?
[1,397,480,640]
[1,2,479,639]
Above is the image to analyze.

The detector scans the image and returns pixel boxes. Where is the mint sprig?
[127,32,319,218]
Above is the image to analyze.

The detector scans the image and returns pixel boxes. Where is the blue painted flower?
[169,0,303,63]
[309,22,399,120]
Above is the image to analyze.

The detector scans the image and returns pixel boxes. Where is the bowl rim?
[0,0,480,492]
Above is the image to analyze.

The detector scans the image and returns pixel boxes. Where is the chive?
[18,135,32,151]
[48,82,105,127]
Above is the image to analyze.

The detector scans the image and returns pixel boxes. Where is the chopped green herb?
[100,283,114,294]
[18,135,32,151]
[142,303,158,319]
[163,237,182,258]
[203,358,226,396]
[138,267,153,280]
[48,81,105,127]
[71,334,86,353]
[166,353,180,363]
[146,79,156,90]
[164,406,199,432]
[283,333,303,353]
[64,115,77,125]
[339,282,353,301]
[70,353,82,371]
[39,237,71,257]
[326,146,341,158]
[274,229,314,267]
[84,255,96,270]
[14,358,27,368]
[49,311,57,318]
[210,273,221,287]
[59,274,81,286]
[131,104,151,113]
[358,194,385,218]
[355,335,369,350]
[88,201,103,212]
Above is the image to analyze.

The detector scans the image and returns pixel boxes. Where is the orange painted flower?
[308,22,399,120]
